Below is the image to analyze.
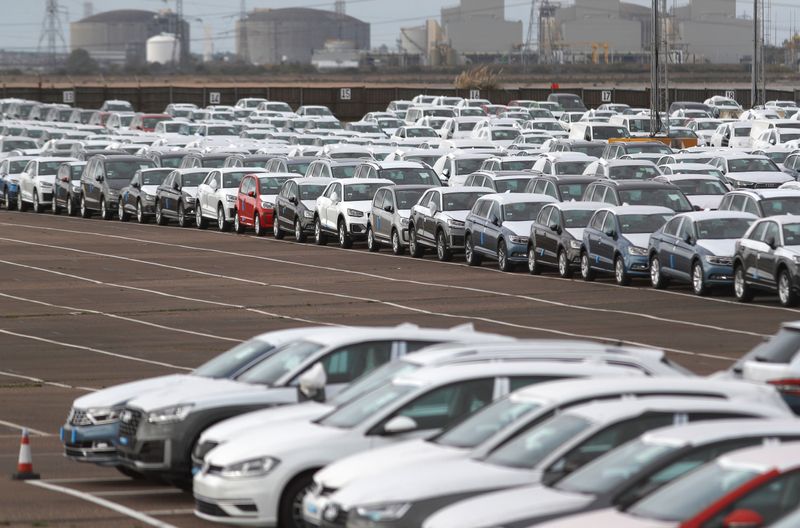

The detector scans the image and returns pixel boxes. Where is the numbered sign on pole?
[601,90,612,103]
[209,92,221,105]
[725,90,736,100]
[469,89,480,100]
[62,90,75,104]
[340,88,352,101]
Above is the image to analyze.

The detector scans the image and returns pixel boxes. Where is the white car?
[532,152,597,177]
[314,178,393,248]
[709,153,794,189]
[314,397,791,528]
[431,152,495,186]
[751,127,800,150]
[474,126,520,148]
[390,126,440,147]
[709,122,753,148]
[439,117,483,140]
[17,156,76,212]
[195,167,268,231]
[194,361,643,527]
[652,174,729,210]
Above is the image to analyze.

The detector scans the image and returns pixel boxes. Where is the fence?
[3,84,798,121]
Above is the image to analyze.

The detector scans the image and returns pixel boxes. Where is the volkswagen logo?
[120,410,133,423]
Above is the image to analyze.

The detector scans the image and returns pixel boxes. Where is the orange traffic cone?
[12,429,40,480]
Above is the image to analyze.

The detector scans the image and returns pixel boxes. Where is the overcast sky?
[5,0,796,54]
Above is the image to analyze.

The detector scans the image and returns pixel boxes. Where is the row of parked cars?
[61,320,800,528]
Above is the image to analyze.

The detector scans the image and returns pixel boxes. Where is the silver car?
[367,185,432,255]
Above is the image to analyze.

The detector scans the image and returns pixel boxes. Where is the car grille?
[118,408,142,439]
[451,235,464,247]
[69,409,90,426]
[193,441,219,462]
[754,183,781,189]
[196,499,229,517]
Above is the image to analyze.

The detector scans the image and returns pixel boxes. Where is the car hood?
[622,233,650,249]
[345,200,373,213]
[527,507,673,528]
[332,457,535,507]
[424,484,593,528]
[695,239,736,257]
[687,195,723,210]
[200,401,332,445]
[141,185,159,195]
[182,186,199,198]
[779,245,800,257]
[125,377,280,411]
[726,171,793,183]
[565,228,584,240]
[503,220,535,236]
[316,439,465,490]
[301,199,315,210]
[72,374,190,410]
[442,210,470,223]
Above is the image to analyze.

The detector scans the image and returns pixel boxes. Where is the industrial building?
[236,8,370,65]
[70,9,189,65]
[441,0,523,55]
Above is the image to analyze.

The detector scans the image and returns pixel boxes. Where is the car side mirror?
[382,416,418,435]
[297,363,327,403]
[290,196,298,205]
[442,168,450,177]
[685,233,695,245]
[96,174,104,182]
[248,190,255,198]
[549,222,560,233]
[172,181,180,190]
[491,214,501,226]
[209,180,218,190]
[723,509,764,528]
[430,201,439,214]
[766,235,777,249]
[605,228,617,238]
[383,204,394,213]
[132,181,140,189]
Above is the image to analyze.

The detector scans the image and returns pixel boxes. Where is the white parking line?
[0,369,96,392]
[0,420,52,437]
[28,480,178,528]
[91,489,185,497]
[0,235,769,339]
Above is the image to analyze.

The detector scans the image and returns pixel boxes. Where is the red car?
[234,173,293,236]
[129,113,170,132]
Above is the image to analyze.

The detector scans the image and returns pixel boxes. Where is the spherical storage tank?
[146,34,179,64]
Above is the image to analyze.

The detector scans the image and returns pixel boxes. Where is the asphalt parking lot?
[0,208,796,527]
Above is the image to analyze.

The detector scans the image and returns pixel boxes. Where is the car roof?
[603,205,675,215]
[730,189,800,199]
[376,161,426,169]
[600,180,676,189]
[716,442,800,473]
[292,177,333,185]
[660,174,721,181]
[481,192,557,205]
[387,184,434,191]
[337,177,394,186]
[604,159,658,167]
[756,214,800,225]
[299,323,506,347]
[641,419,800,448]
[661,163,718,170]
[218,167,267,173]
[439,186,489,195]
[549,201,608,211]
[674,210,757,221]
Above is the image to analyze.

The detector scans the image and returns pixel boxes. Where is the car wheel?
[136,200,147,224]
[338,220,352,249]
[17,191,27,212]
[497,240,512,272]
[391,229,404,255]
[366,226,379,252]
[734,264,753,302]
[557,249,573,278]
[314,217,327,245]
[65,195,74,216]
[233,210,244,233]
[614,255,631,286]
[271,214,282,239]
[691,260,708,296]
[436,229,452,262]
[100,196,112,220]
[177,203,187,228]
[32,189,42,213]
[580,251,595,282]
[650,256,668,289]
[409,226,423,258]
[527,245,542,275]
[195,205,208,229]
[79,195,89,218]
[5,191,15,211]
[465,234,482,266]
[278,472,315,528]
[217,206,230,232]
[295,218,306,243]
[778,269,797,307]
[155,201,167,225]
[118,200,128,222]
[51,193,60,215]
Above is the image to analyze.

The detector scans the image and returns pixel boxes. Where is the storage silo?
[147,34,179,64]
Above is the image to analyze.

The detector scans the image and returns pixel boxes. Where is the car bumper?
[193,472,277,526]
[703,263,735,285]
[348,220,369,240]
[507,241,529,262]
[624,254,650,276]
[115,419,187,476]
[257,209,275,229]
[60,423,119,465]
[448,228,465,250]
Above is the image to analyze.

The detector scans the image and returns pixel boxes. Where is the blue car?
[465,193,557,271]
[0,156,35,209]
[580,205,674,285]
[648,210,757,295]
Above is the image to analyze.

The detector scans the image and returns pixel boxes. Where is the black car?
[525,175,600,202]
[528,201,606,277]
[546,140,606,158]
[179,153,230,169]
[73,148,128,161]
[274,177,332,242]
[118,168,174,223]
[80,155,156,219]
[53,161,86,216]
[223,154,278,168]
[582,180,694,213]
[265,156,316,176]
[146,149,189,169]
[154,168,210,227]
[601,141,672,160]
[305,158,362,179]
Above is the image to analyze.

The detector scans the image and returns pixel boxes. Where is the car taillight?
[768,379,800,396]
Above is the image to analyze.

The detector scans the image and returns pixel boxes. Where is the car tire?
[409,226,423,258]
[366,226,379,252]
[79,195,89,218]
[295,218,306,243]
[580,251,595,282]
[391,229,404,255]
[51,194,60,215]
[118,200,128,222]
[465,234,482,266]
[115,466,145,480]
[278,472,315,528]
[436,229,452,262]
[497,240,512,272]
[314,217,327,245]
[557,249,573,278]
[155,201,167,225]
[614,255,631,286]
[32,189,42,213]
[338,220,352,249]
[734,264,753,303]
[527,245,542,275]
[778,268,798,307]
[271,214,282,239]
[234,210,244,233]
[5,191,15,211]
[217,206,230,232]
[136,200,147,224]
[17,191,27,212]
[177,203,188,228]
[66,195,74,216]
[650,256,668,289]
[195,205,208,229]
[100,196,112,220]
[691,260,708,296]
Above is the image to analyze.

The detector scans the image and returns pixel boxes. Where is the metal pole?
[650,0,660,136]
[752,0,759,108]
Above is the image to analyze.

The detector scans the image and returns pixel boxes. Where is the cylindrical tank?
[146,33,178,64]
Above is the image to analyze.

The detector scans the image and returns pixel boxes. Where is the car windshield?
[619,189,693,212]
[572,144,605,157]
[762,151,789,163]
[181,171,208,186]
[378,119,403,129]
[728,158,779,172]
[319,382,418,429]
[670,179,727,195]
[434,396,541,449]
[287,163,311,175]
[760,198,800,216]
[619,213,672,233]
[563,209,596,228]
[202,158,226,169]
[734,127,752,137]
[328,360,421,408]
[627,119,651,133]
[8,160,29,173]
[444,192,484,211]
[69,166,85,180]
[206,126,237,136]
[406,155,439,167]
[236,340,324,385]
[555,161,591,175]
[379,168,440,186]
[3,140,37,152]
[106,103,131,111]
[695,218,754,239]
[143,117,166,128]
[593,127,630,140]
[483,196,527,217]
[460,108,486,117]
[496,178,533,193]
[627,144,671,154]
[484,414,592,469]
[37,161,64,175]
[395,189,427,209]
[106,160,155,181]
[455,159,486,175]
[678,169,724,180]
[298,184,328,200]
[406,128,438,138]
[119,116,134,126]
[330,165,357,178]
[221,171,249,188]
[608,165,660,180]
[556,438,677,494]
[344,183,384,201]
[140,169,171,186]
[558,183,592,201]
[267,103,293,113]
[783,223,800,246]
[193,338,279,378]
[429,109,455,117]
[259,176,290,193]
[316,121,342,130]
[160,156,184,168]
[695,121,720,130]
[627,463,760,522]
[492,130,520,140]
[501,160,536,171]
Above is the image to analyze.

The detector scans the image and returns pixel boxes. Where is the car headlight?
[71,184,81,192]
[627,246,648,256]
[40,181,53,188]
[354,503,411,522]
[303,210,314,219]
[705,255,733,266]
[569,239,582,249]
[225,194,236,203]
[793,255,800,265]
[509,235,529,245]
[146,404,194,424]
[401,217,409,227]
[8,178,19,184]
[446,218,465,227]
[347,208,364,218]
[218,456,279,479]
[184,196,195,203]
[86,407,120,425]
[143,192,154,201]
[261,201,275,209]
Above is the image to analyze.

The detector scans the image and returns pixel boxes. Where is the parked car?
[354,160,442,186]
[584,159,662,181]
[314,178,394,248]
[194,167,268,231]
[0,156,35,209]
[234,173,293,236]
[52,161,87,215]
[117,168,180,224]
[709,153,794,189]
[582,180,694,213]
[367,184,431,255]
[79,155,156,219]
[463,171,536,193]
[718,188,800,217]
[153,168,209,226]
[17,157,77,213]
[273,177,332,242]
[652,174,729,210]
